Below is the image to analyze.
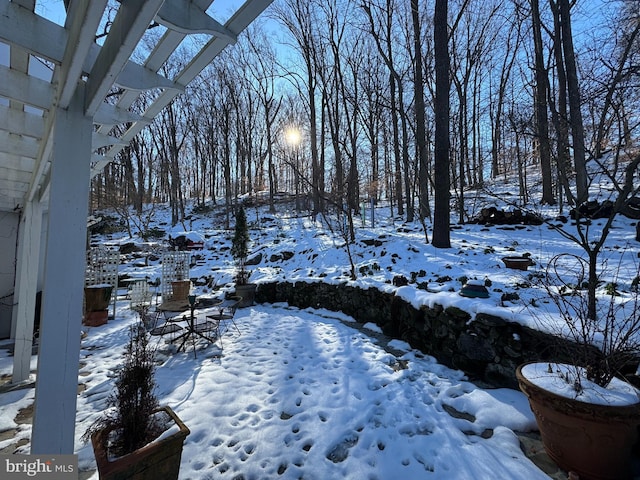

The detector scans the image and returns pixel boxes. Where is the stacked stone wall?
[256,281,579,388]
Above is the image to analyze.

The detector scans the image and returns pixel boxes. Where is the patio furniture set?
[123,250,242,357]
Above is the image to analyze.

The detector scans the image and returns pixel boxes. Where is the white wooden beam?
[0,131,40,158]
[0,167,33,185]
[84,0,165,115]
[31,85,92,455]
[90,154,115,176]
[92,132,128,149]
[156,0,237,41]
[0,65,53,111]
[0,153,36,173]
[94,102,151,126]
[0,197,21,211]
[56,0,109,109]
[0,2,180,95]
[11,200,43,383]
[0,1,66,65]
[0,177,29,191]
[0,105,45,139]
[175,0,274,86]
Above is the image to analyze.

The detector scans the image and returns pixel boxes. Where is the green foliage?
[231,206,251,285]
[604,282,619,296]
[84,317,162,457]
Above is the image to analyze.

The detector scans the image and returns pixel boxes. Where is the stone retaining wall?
[256,281,580,388]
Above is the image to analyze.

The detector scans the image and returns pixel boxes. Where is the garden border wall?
[256,281,581,388]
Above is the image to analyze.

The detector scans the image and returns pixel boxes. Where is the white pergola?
[0,0,272,454]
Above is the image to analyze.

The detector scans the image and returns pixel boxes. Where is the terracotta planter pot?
[171,280,191,301]
[91,406,190,480]
[234,283,257,307]
[83,310,108,327]
[516,362,640,480]
[501,256,533,271]
[84,285,113,312]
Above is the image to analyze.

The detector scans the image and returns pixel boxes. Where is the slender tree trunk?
[531,0,555,205]
[433,0,451,248]
[551,0,573,205]
[558,0,588,203]
[412,0,430,222]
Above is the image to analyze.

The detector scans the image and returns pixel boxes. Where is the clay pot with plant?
[231,205,257,307]
[517,154,640,479]
[84,310,189,479]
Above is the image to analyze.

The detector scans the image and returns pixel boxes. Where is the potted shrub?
[517,253,640,479]
[84,314,190,479]
[231,205,257,307]
[83,283,113,326]
[170,256,191,302]
[516,156,640,480]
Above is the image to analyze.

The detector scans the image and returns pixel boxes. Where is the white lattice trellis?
[161,251,191,301]
[85,247,119,316]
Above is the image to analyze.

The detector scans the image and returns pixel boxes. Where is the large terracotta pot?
[83,310,109,327]
[171,280,191,301]
[234,283,257,307]
[501,256,533,271]
[84,285,113,312]
[91,406,190,480]
[516,362,640,480]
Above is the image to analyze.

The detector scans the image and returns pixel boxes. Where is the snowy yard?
[75,303,551,478]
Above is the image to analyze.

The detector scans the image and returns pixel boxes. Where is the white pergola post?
[31,86,92,454]
[11,199,43,383]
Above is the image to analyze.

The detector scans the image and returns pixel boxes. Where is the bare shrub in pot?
[537,252,640,391]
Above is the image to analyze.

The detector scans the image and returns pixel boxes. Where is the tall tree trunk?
[412,0,430,222]
[433,0,451,248]
[550,0,573,205]
[558,0,588,204]
[531,0,555,205]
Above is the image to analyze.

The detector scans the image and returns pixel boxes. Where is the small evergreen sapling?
[84,321,163,457]
[231,206,251,285]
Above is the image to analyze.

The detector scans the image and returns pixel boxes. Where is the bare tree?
[412,0,431,225]
[272,0,324,215]
[433,0,451,248]
[530,0,555,204]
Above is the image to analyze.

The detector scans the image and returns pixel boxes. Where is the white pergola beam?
[0,167,33,185]
[0,131,40,158]
[0,154,36,173]
[0,1,66,65]
[56,0,109,109]
[0,105,45,139]
[0,65,53,110]
[92,132,128,149]
[175,0,273,86]
[94,102,151,126]
[84,0,165,115]
[0,2,180,98]
[157,0,237,40]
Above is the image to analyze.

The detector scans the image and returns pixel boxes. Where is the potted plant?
[170,256,191,302]
[517,253,640,479]
[231,205,257,307]
[84,313,190,479]
[515,156,640,480]
[83,283,113,326]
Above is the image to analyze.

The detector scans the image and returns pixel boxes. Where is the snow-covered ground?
[1,181,639,478]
